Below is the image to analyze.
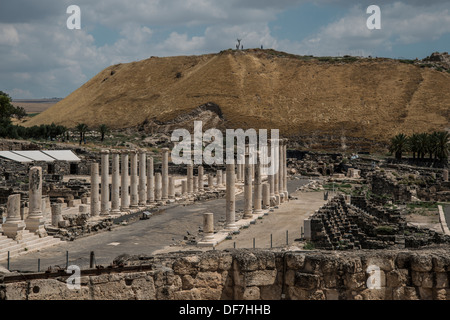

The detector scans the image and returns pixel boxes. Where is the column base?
[25,217,47,238]
[3,220,26,240]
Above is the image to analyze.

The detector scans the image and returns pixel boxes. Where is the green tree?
[435,131,449,163]
[389,133,408,160]
[98,124,109,142]
[408,133,420,161]
[76,123,88,145]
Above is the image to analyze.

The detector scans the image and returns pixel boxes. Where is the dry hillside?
[25,49,450,146]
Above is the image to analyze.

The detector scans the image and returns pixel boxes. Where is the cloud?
[0,0,449,98]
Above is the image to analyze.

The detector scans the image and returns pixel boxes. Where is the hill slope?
[25,49,450,144]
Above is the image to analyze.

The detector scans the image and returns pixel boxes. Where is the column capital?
[100,149,110,154]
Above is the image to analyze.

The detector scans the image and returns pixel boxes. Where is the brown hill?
[25,49,450,146]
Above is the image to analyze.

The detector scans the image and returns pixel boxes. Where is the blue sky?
[0,0,449,99]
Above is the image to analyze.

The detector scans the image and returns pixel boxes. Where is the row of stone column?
[224,139,289,231]
[91,149,229,216]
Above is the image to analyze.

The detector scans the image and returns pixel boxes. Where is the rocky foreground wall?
[2,247,450,300]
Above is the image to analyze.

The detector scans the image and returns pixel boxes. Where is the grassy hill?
[24,49,450,147]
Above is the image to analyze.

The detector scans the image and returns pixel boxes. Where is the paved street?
[1,178,316,272]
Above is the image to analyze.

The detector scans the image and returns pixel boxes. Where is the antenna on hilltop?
[236,38,242,50]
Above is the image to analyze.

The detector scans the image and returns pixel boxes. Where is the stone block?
[285,252,306,270]
[411,254,433,272]
[411,271,433,288]
[244,269,277,287]
[436,273,448,289]
[295,272,320,290]
[386,269,409,288]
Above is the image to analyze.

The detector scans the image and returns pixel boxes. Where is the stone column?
[129,150,139,208]
[25,167,47,236]
[198,165,204,191]
[138,149,147,205]
[3,194,25,240]
[244,153,253,219]
[202,213,214,241]
[181,180,187,196]
[208,174,214,189]
[225,163,238,230]
[443,169,449,182]
[253,153,262,214]
[147,157,154,203]
[121,151,129,210]
[279,139,285,204]
[262,183,270,209]
[90,163,100,217]
[237,158,242,183]
[269,172,275,203]
[274,143,280,205]
[193,172,198,193]
[169,176,175,199]
[216,170,223,187]
[187,163,193,194]
[111,150,121,213]
[51,203,63,227]
[100,149,110,215]
[283,140,289,200]
[155,172,162,201]
[161,148,169,200]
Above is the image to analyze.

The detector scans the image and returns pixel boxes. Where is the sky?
[0,0,449,99]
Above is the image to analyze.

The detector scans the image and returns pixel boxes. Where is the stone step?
[0,237,17,247]
[0,242,24,255]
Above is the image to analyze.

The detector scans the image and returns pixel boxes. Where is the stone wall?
[2,247,450,300]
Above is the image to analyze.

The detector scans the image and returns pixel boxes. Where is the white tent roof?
[0,150,81,163]
[42,150,81,162]
[0,151,33,163]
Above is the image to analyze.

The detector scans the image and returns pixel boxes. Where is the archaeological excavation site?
[0,48,449,303]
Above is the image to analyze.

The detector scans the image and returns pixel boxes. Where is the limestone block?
[242,286,260,300]
[285,252,306,270]
[344,272,366,290]
[411,271,433,288]
[411,254,433,272]
[436,273,449,288]
[244,269,277,287]
[173,255,200,275]
[295,272,320,290]
[260,284,282,300]
[386,269,409,287]
[324,289,339,300]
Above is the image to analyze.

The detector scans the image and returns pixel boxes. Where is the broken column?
[51,203,63,227]
[253,152,262,214]
[3,194,25,240]
[193,172,198,193]
[111,150,121,213]
[225,163,238,230]
[147,157,154,204]
[90,163,100,217]
[155,172,162,201]
[121,151,130,210]
[443,169,449,182]
[216,170,223,187]
[138,149,147,205]
[161,148,169,200]
[198,165,204,191]
[100,149,110,215]
[243,152,253,219]
[181,180,187,196]
[169,176,175,199]
[130,150,139,208]
[202,213,214,242]
[208,174,214,190]
[25,167,47,236]
[187,163,193,194]
[262,183,270,209]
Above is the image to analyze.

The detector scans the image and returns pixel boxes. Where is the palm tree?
[98,124,109,142]
[75,123,88,145]
[426,132,438,160]
[389,133,408,160]
[417,133,428,160]
[435,131,450,163]
[408,133,420,161]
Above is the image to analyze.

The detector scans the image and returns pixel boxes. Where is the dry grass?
[24,49,450,143]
